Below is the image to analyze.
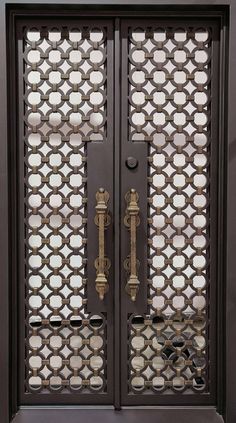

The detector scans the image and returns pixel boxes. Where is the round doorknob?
[126,156,138,169]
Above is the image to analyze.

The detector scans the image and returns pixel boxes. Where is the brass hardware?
[94,188,111,300]
[124,189,140,301]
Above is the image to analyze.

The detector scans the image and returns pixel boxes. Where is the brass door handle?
[94,188,111,300]
[124,189,140,301]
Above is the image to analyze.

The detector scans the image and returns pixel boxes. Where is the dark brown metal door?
[120,19,220,406]
[15,13,221,412]
[17,19,114,405]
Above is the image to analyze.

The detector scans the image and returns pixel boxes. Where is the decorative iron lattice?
[23,25,108,393]
[128,26,212,393]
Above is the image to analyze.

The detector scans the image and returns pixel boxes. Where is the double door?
[16,15,219,410]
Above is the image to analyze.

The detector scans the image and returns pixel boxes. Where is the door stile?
[113,17,121,410]
[17,21,27,405]
[207,21,221,404]
[215,13,228,417]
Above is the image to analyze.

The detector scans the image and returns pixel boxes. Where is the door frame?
[0,1,234,422]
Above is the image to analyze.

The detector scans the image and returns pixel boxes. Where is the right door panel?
[120,18,220,406]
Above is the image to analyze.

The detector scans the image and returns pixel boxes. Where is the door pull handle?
[124,189,140,301]
[94,188,111,300]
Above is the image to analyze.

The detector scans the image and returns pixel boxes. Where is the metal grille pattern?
[23,25,108,393]
[128,27,211,393]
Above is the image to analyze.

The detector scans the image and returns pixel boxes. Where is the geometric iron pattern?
[128,26,211,393]
[23,25,107,393]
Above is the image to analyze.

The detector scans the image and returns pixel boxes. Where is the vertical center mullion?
[114,17,121,410]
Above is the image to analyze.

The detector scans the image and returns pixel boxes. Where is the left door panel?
[16,18,114,405]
